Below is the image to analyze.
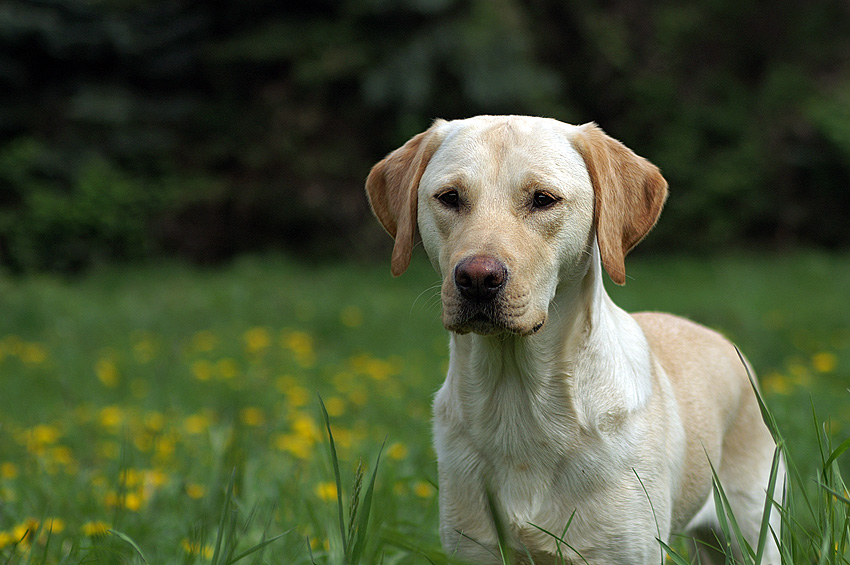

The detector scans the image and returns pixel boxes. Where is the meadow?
[0,250,847,563]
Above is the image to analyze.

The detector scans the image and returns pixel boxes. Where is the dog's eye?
[436,189,460,208]
[531,191,559,209]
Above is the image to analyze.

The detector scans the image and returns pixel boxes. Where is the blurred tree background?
[1,0,849,272]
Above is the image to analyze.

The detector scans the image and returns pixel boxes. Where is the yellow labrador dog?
[365,115,781,564]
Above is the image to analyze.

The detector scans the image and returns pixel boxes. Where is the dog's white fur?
[366,115,782,564]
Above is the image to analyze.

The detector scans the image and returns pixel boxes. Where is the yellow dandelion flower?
[26,424,61,450]
[1,335,23,356]
[184,413,211,435]
[186,483,206,499]
[348,388,368,407]
[1,462,18,479]
[50,445,74,466]
[275,374,296,394]
[762,372,792,395]
[315,482,338,501]
[155,435,176,462]
[124,491,143,511]
[145,469,169,488]
[273,433,312,460]
[387,442,408,461]
[812,352,838,374]
[329,426,354,450]
[324,396,346,417]
[240,407,265,427]
[216,358,239,379]
[120,468,141,487]
[191,359,213,381]
[0,531,15,549]
[96,357,120,388]
[81,521,110,538]
[282,331,316,368]
[21,343,48,366]
[144,411,165,432]
[244,327,271,353]
[340,305,364,328]
[44,517,64,534]
[98,441,121,459]
[413,481,436,499]
[291,413,320,442]
[182,539,214,559]
[99,406,124,430]
[285,385,311,408]
[12,518,39,545]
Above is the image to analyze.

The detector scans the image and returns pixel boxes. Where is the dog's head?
[366,116,667,336]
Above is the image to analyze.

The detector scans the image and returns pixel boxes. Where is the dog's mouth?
[444,307,546,336]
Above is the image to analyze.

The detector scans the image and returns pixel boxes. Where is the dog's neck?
[444,244,653,447]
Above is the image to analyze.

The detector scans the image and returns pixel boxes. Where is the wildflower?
[12,518,39,545]
[315,482,338,501]
[1,462,18,479]
[144,411,165,432]
[182,539,214,559]
[273,433,312,460]
[0,531,14,549]
[191,359,213,381]
[413,481,436,499]
[216,358,239,379]
[240,407,265,427]
[20,343,48,365]
[184,413,212,435]
[186,483,206,499]
[285,385,311,408]
[244,327,271,353]
[340,305,364,328]
[124,491,143,511]
[324,396,346,417]
[762,372,792,395]
[81,521,110,538]
[96,357,120,388]
[21,424,61,453]
[387,442,408,461]
[44,518,64,534]
[99,406,124,431]
[282,330,316,368]
[812,352,838,374]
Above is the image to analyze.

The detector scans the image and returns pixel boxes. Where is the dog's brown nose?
[454,256,507,301]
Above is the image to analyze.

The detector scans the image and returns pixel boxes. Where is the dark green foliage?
[2,0,849,271]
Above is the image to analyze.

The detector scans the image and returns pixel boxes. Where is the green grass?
[0,250,847,563]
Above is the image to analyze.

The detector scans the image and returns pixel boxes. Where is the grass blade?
[527,520,589,565]
[108,529,149,563]
[210,469,237,565]
[319,395,349,558]
[824,435,850,472]
[225,531,291,564]
[657,538,692,565]
[349,438,386,564]
[755,445,783,564]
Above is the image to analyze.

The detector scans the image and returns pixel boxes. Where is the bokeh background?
[2,0,849,273]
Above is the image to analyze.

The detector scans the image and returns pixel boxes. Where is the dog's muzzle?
[453,255,508,302]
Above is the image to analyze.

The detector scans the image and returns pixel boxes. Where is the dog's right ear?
[365,120,446,276]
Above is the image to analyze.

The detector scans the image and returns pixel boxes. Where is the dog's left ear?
[574,123,668,285]
[365,120,446,276]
